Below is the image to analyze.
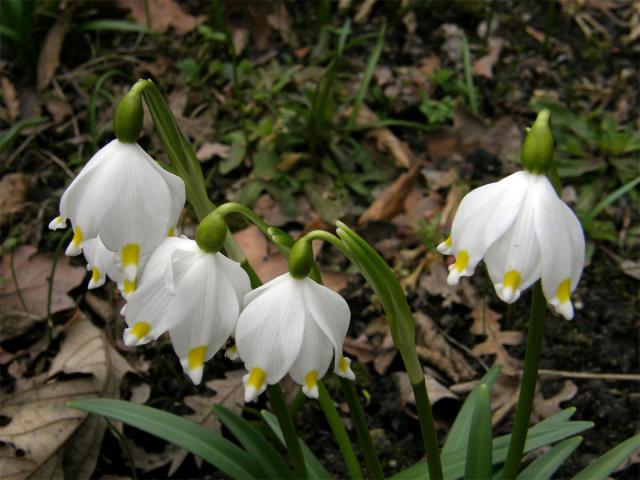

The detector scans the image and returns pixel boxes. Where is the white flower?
[235,273,354,403]
[437,171,585,320]
[49,139,185,282]
[82,236,141,298]
[123,236,251,384]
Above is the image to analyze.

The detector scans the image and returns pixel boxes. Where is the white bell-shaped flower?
[437,171,585,320]
[49,139,185,282]
[123,236,251,384]
[235,273,354,403]
[82,236,142,298]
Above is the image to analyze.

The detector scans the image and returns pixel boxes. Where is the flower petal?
[447,171,529,284]
[168,252,240,370]
[302,278,350,368]
[236,274,305,384]
[484,175,543,303]
[288,315,333,398]
[533,176,585,319]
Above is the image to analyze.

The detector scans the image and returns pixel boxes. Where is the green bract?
[113,86,144,143]
[195,212,227,253]
[521,109,554,174]
[288,239,313,279]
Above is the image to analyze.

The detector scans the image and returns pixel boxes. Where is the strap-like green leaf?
[442,365,502,456]
[519,436,582,479]
[464,384,492,479]
[69,398,263,480]
[213,405,292,479]
[571,433,640,480]
[261,410,332,479]
[390,418,593,480]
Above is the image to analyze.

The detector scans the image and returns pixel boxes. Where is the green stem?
[318,382,364,480]
[340,378,384,479]
[502,281,547,479]
[267,384,307,479]
[215,202,271,237]
[412,381,443,480]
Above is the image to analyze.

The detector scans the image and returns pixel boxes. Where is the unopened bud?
[521,109,554,174]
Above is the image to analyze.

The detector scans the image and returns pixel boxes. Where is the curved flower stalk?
[123,236,251,384]
[236,272,354,402]
[438,112,585,320]
[49,139,186,284]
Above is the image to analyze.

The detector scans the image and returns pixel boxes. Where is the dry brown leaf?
[84,292,116,323]
[470,305,523,376]
[350,104,415,168]
[0,319,128,478]
[45,96,72,124]
[37,13,71,91]
[233,225,288,283]
[472,37,506,79]
[0,246,85,340]
[393,371,458,410]
[358,164,420,225]
[343,334,376,364]
[419,255,464,308]
[1,77,19,122]
[0,173,30,227]
[167,89,213,144]
[414,312,476,382]
[354,0,377,23]
[116,0,205,35]
[196,142,230,163]
[533,380,578,421]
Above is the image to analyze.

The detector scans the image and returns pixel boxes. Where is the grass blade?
[69,398,263,480]
[78,20,152,33]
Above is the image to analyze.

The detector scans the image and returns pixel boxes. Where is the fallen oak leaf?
[116,0,205,35]
[0,318,129,478]
[472,37,506,79]
[0,245,85,340]
[1,77,19,122]
[0,173,31,228]
[37,12,72,91]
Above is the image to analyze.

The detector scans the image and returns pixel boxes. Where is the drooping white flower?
[235,273,354,403]
[49,139,185,282]
[123,236,251,384]
[437,171,585,320]
[82,236,150,298]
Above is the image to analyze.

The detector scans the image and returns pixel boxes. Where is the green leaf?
[391,416,593,480]
[519,436,582,479]
[261,410,331,479]
[571,434,640,480]
[442,365,502,455]
[220,130,247,175]
[69,399,263,480]
[0,117,48,154]
[212,405,292,479]
[465,384,492,479]
[78,20,151,33]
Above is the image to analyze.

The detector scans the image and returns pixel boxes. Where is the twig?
[538,369,640,382]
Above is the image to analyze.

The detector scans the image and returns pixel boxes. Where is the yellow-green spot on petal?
[228,344,237,354]
[556,278,571,304]
[91,267,100,284]
[503,270,522,290]
[72,226,84,246]
[187,346,207,370]
[130,322,151,340]
[121,243,140,267]
[453,250,469,272]
[247,367,266,390]
[305,370,318,391]
[168,226,175,237]
[339,356,349,373]
[444,236,452,247]
[123,279,136,295]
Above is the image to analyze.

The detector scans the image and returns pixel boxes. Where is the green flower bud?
[288,239,313,279]
[521,109,554,174]
[196,212,227,253]
[113,87,144,144]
